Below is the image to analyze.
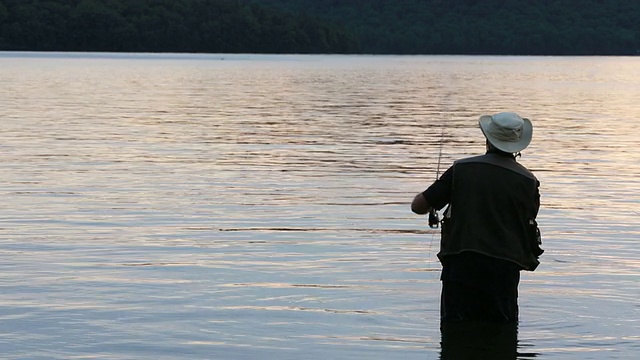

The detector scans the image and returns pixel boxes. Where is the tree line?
[253,0,640,55]
[1,0,639,55]
[0,0,355,53]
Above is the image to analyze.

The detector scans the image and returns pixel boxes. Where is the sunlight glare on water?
[0,52,638,359]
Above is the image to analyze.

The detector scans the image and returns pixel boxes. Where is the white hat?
[479,112,533,153]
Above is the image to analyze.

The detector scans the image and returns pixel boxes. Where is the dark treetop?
[1,0,638,55]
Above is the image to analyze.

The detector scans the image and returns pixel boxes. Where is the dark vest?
[438,153,542,271]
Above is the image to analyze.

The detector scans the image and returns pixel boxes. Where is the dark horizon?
[1,0,639,56]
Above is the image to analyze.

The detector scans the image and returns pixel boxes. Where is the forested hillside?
[253,0,640,55]
[0,0,638,54]
[0,0,355,53]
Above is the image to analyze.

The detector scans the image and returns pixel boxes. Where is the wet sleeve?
[422,166,453,211]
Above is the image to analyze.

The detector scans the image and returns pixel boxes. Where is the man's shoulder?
[455,153,536,180]
[455,153,504,165]
[455,154,490,164]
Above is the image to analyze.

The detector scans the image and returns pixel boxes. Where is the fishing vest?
[438,153,543,271]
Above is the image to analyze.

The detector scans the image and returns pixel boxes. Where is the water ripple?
[0,53,638,359]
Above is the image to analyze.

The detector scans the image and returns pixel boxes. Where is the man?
[411,112,543,323]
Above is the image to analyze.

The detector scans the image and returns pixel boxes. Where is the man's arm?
[411,166,454,215]
[411,193,431,215]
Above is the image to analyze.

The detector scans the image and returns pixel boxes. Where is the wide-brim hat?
[479,112,532,153]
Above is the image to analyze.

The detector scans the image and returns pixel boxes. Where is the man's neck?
[486,148,516,159]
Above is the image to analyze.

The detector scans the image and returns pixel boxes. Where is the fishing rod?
[428,123,444,229]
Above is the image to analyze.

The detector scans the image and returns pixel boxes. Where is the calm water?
[0,52,638,359]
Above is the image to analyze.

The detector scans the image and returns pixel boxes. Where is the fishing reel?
[428,208,440,229]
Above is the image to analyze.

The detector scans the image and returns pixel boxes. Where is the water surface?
[0,52,638,359]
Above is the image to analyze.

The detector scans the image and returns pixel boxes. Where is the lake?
[0,52,638,359]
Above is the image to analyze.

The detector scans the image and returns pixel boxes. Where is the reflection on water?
[0,53,638,359]
[440,322,537,360]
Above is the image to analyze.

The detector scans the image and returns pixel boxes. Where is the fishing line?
[428,123,445,229]
[426,119,446,270]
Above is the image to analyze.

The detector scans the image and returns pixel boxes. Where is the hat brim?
[479,115,533,153]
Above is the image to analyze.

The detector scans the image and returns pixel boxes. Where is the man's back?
[439,152,540,271]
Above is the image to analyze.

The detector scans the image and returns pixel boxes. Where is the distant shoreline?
[1,51,637,58]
